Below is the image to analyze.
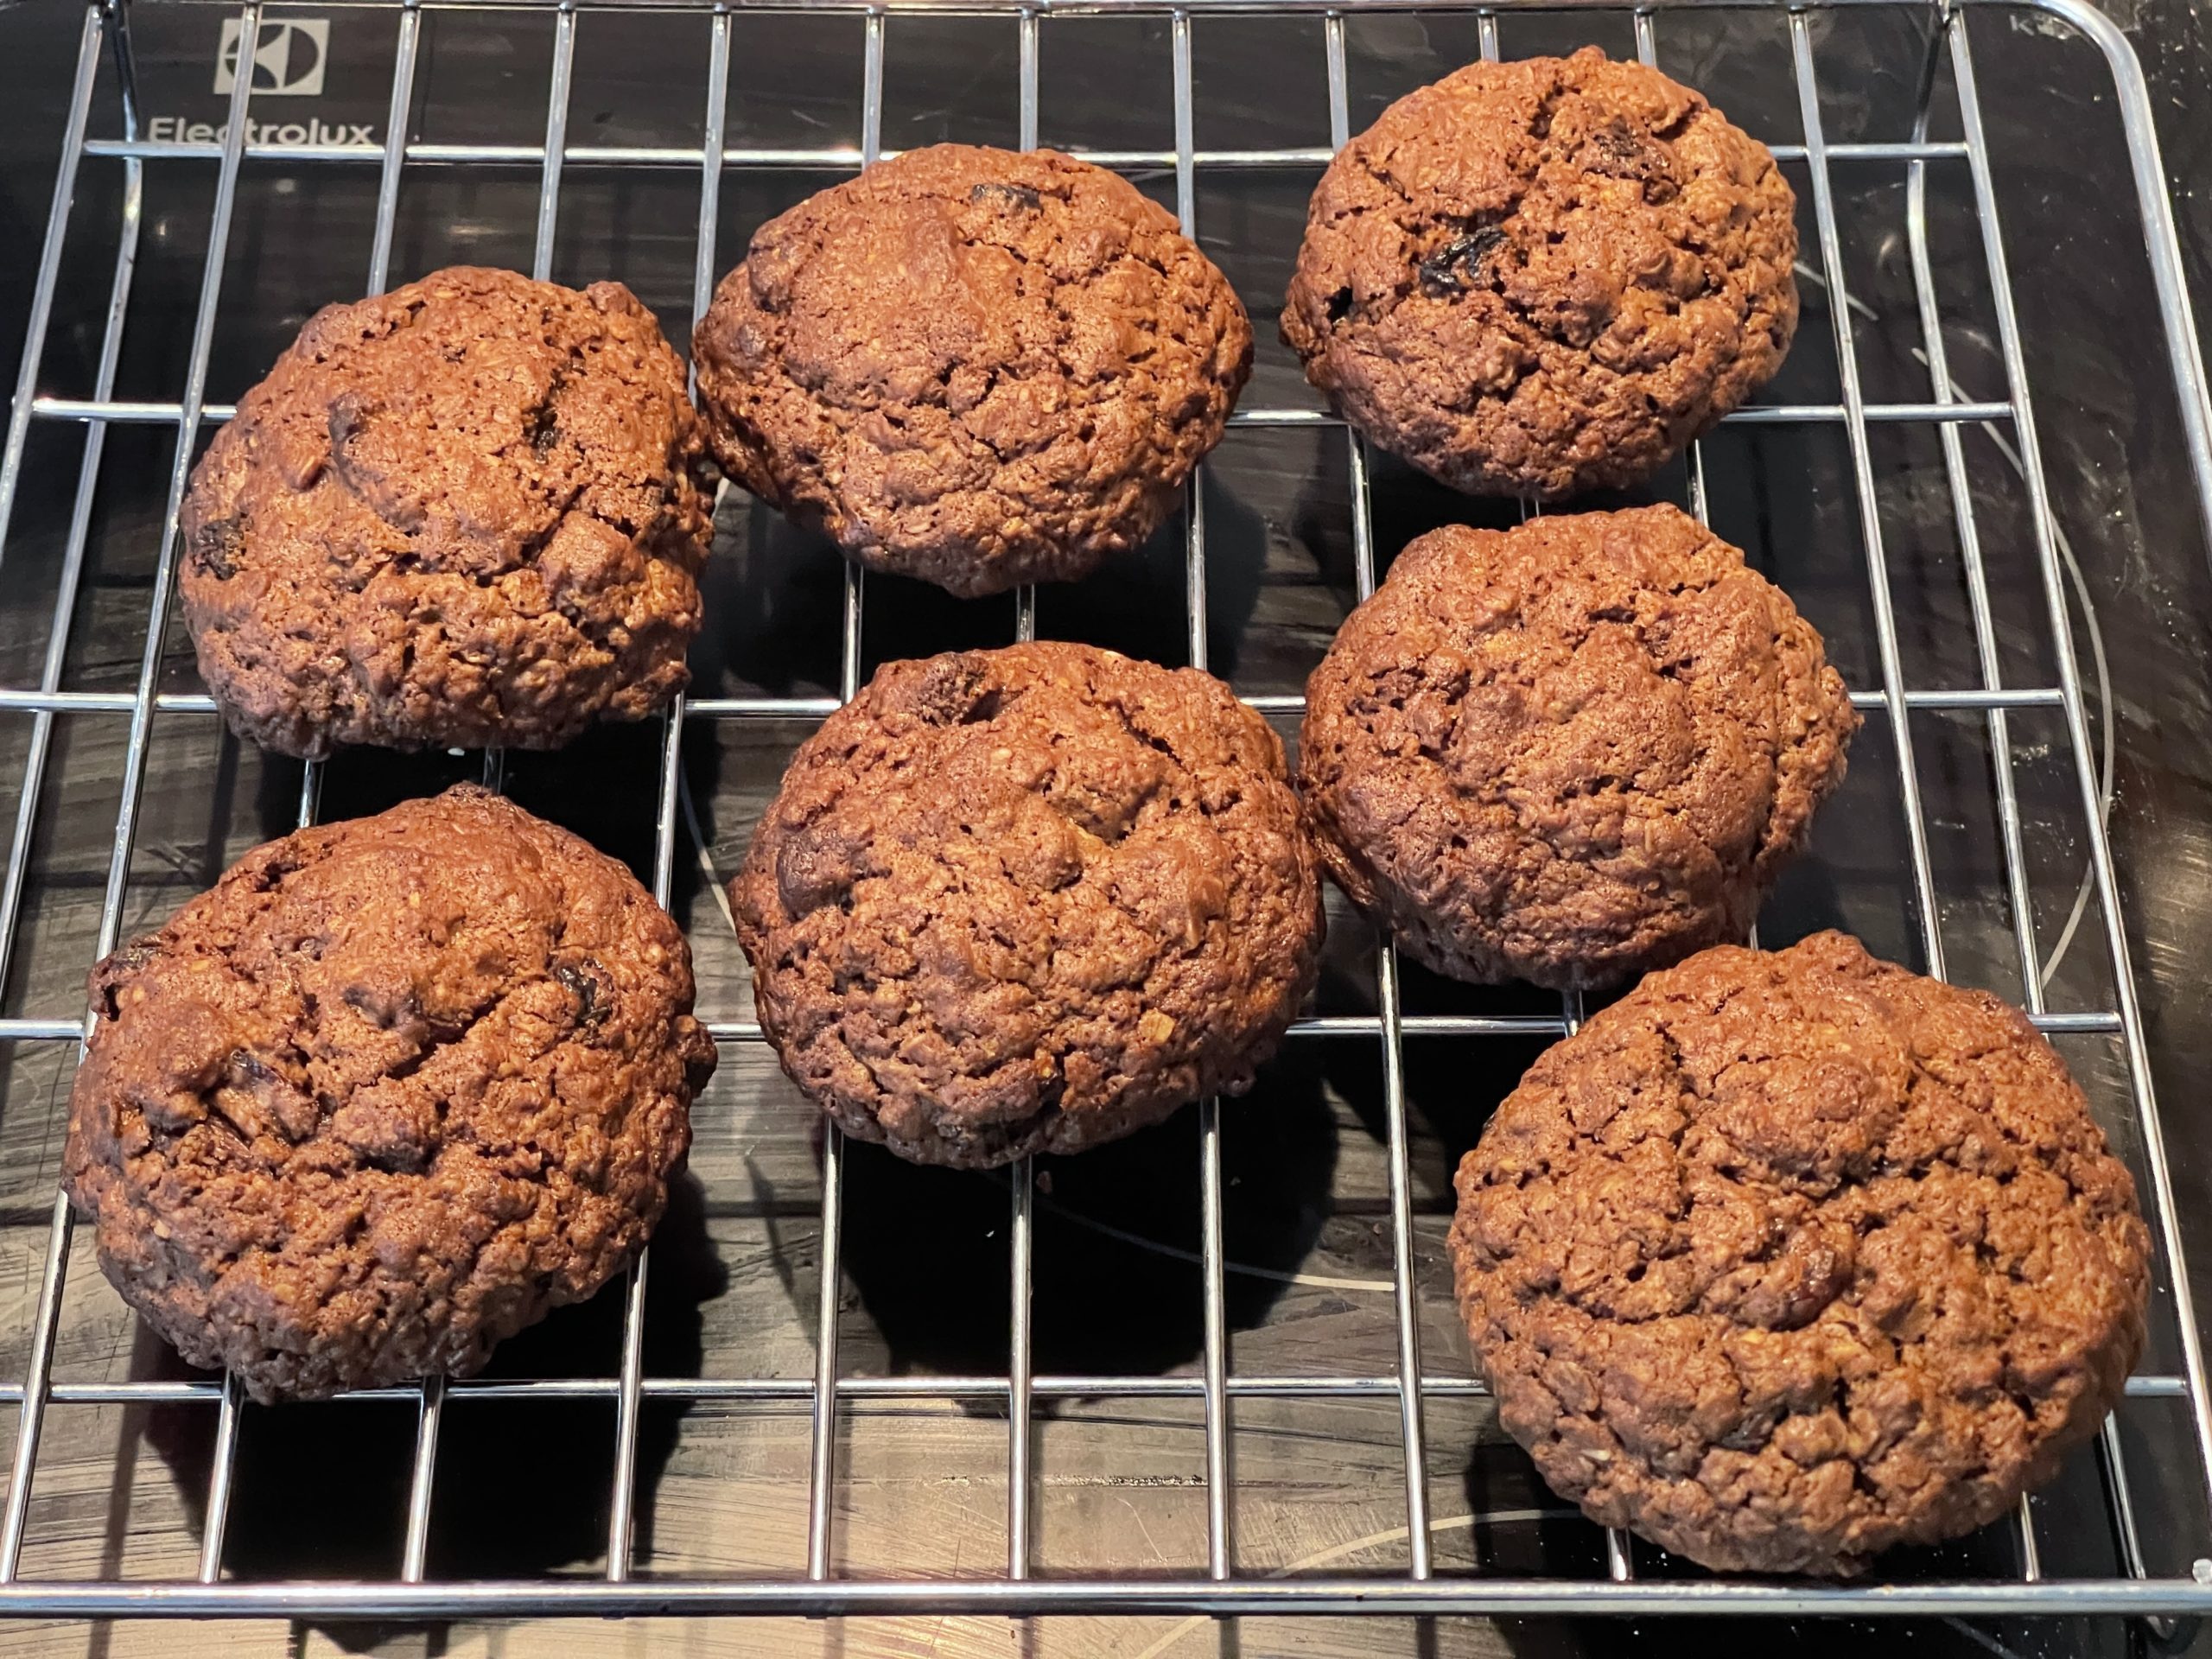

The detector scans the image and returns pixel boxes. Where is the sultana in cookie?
[65,784,716,1402]
[733,643,1322,1166]
[1283,48,1798,499]
[181,266,714,758]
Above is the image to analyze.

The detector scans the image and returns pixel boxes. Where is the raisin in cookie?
[734,643,1322,1166]
[181,266,714,758]
[1283,48,1798,499]
[1299,505,1856,990]
[65,785,716,1402]
[693,145,1251,598]
[1451,931,2150,1574]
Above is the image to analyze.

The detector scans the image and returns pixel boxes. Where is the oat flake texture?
[65,785,716,1403]
[1283,48,1799,499]
[733,643,1324,1166]
[180,265,714,759]
[692,144,1252,598]
[1299,504,1858,992]
[1450,931,2150,1575]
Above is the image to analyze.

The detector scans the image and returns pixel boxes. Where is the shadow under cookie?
[828,1059,1339,1393]
[141,1171,724,1643]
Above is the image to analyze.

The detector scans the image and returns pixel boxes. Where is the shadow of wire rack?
[1,0,2211,1637]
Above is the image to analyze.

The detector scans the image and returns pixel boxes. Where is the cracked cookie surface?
[733,643,1322,1167]
[1450,931,2150,1574]
[64,784,716,1402]
[692,144,1252,598]
[1299,504,1856,991]
[181,266,714,758]
[1282,48,1798,499]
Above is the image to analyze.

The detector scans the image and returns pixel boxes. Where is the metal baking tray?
[2,0,2210,1643]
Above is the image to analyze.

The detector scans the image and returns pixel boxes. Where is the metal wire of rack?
[0,0,2209,1627]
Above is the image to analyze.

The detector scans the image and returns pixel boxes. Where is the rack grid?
[1,0,2211,1628]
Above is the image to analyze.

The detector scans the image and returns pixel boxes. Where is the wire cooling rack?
[2,0,2212,1632]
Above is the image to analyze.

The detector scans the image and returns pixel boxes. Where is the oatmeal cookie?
[181,266,714,758]
[65,784,716,1402]
[694,145,1250,597]
[734,643,1322,1166]
[1283,48,1797,499]
[1299,505,1855,990]
[1450,931,2150,1574]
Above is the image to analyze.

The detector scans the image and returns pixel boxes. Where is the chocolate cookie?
[1450,931,2151,1575]
[1299,505,1856,990]
[64,785,715,1402]
[733,643,1322,1166]
[1283,48,1798,499]
[692,145,1251,599]
[181,266,715,759]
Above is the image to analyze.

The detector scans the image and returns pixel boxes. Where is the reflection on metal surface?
[0,0,2208,1630]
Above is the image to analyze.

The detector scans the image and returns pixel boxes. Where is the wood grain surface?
[2,3,2211,1656]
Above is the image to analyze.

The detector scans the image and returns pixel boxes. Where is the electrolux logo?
[148,17,378,150]
[147,115,377,148]
[215,17,328,97]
